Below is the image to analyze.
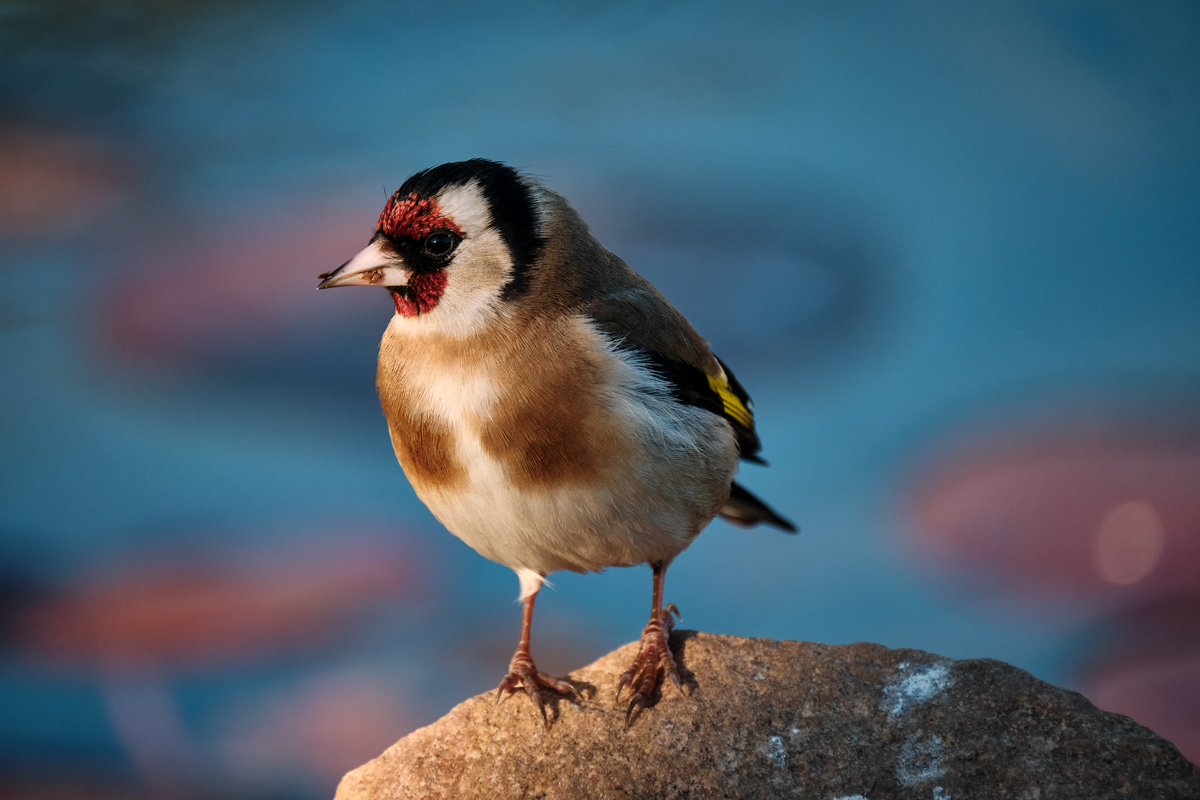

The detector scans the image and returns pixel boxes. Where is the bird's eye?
[423,232,458,256]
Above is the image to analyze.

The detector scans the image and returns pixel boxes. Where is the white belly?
[419,394,735,577]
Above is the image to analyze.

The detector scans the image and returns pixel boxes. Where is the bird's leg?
[616,560,683,726]
[494,588,580,728]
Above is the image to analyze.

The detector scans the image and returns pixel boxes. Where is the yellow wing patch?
[707,370,753,429]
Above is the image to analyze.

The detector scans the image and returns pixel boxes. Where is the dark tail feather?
[718,482,797,533]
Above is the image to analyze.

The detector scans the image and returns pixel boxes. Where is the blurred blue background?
[2,1,1199,797]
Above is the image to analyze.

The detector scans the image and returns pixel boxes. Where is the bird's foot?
[495,648,580,729]
[616,603,683,727]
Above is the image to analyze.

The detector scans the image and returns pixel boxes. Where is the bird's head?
[318,159,545,335]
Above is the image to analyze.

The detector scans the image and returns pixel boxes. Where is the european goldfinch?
[318,159,794,726]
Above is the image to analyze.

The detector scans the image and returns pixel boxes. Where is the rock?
[335,632,1199,799]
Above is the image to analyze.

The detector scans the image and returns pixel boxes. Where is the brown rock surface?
[335,632,1199,799]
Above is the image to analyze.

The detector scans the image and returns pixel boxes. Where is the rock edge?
[336,631,1199,800]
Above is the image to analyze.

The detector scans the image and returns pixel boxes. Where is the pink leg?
[615,561,683,726]
[495,588,580,728]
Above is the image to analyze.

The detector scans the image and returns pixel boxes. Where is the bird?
[317,159,795,727]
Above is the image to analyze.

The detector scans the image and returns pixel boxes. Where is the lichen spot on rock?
[882,660,954,716]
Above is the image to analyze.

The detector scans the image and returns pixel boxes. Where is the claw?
[625,694,647,728]
[526,682,548,729]
[615,605,681,722]
[544,673,583,702]
[494,660,577,727]
[615,670,632,701]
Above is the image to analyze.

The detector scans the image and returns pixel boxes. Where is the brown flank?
[376,351,467,492]
[477,320,630,488]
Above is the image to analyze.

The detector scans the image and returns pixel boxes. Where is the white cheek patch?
[390,178,532,339]
[394,228,513,339]
[436,181,492,238]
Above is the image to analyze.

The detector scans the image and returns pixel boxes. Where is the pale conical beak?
[317,241,410,289]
